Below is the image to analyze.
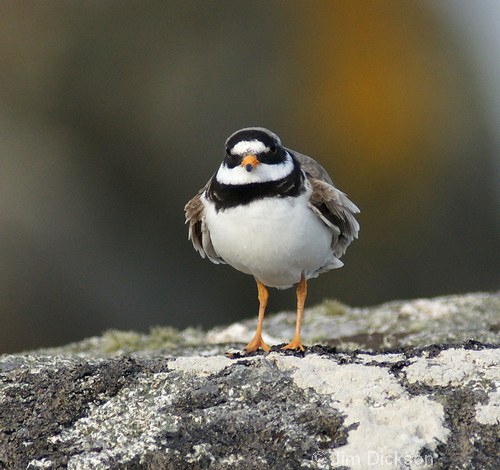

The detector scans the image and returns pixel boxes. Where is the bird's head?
[216,127,294,185]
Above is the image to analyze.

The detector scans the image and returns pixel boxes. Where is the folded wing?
[184,181,225,264]
[288,149,360,258]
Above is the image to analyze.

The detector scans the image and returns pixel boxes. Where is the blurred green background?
[1,1,498,353]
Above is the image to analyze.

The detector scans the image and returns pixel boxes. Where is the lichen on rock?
[0,292,498,469]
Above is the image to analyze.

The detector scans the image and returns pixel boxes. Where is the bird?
[184,127,359,353]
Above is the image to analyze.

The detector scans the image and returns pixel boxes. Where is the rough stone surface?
[29,291,499,358]
[0,293,498,469]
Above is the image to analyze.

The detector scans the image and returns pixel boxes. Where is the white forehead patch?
[230,140,270,156]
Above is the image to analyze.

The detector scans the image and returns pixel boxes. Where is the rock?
[0,293,499,469]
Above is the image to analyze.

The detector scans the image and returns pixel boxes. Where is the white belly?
[204,192,338,288]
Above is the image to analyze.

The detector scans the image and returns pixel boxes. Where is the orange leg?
[282,274,307,351]
[244,279,271,353]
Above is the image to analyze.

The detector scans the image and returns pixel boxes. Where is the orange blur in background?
[0,2,498,353]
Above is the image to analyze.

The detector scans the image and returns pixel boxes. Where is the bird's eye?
[270,144,278,154]
[225,146,232,155]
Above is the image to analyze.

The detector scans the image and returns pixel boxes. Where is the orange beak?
[241,154,260,172]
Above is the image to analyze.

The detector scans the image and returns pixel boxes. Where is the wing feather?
[288,148,360,257]
[184,181,225,264]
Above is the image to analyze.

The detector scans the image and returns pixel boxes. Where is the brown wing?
[288,148,360,257]
[286,148,335,185]
[184,180,225,264]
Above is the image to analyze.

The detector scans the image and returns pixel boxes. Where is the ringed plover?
[185,127,359,352]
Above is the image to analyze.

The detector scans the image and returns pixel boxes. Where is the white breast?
[203,188,341,288]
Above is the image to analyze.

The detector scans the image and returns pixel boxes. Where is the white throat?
[216,152,295,185]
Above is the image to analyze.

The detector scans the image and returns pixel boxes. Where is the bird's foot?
[243,335,271,353]
[282,337,305,352]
